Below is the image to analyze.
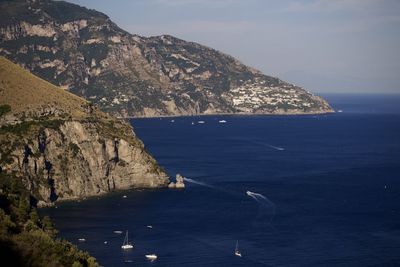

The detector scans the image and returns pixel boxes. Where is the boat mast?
[124,231,128,245]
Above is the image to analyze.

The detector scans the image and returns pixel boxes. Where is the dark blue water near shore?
[43,94,400,266]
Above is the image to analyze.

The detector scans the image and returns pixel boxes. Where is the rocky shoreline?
[121,109,335,119]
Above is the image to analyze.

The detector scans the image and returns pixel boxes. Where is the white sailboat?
[234,240,242,257]
[121,230,134,249]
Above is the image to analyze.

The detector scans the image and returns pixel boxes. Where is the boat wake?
[184,179,276,223]
[183,177,244,197]
[228,137,284,151]
[183,177,215,189]
[265,144,285,151]
[246,190,268,200]
[252,141,285,151]
[246,190,276,225]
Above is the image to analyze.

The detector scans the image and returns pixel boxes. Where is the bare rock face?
[169,173,185,189]
[175,174,185,189]
[0,0,333,117]
[0,56,169,203]
[1,120,169,202]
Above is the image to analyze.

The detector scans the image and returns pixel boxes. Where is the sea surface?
[42,94,400,266]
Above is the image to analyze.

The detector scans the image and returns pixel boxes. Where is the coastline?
[37,187,172,208]
[36,187,170,208]
[119,109,335,119]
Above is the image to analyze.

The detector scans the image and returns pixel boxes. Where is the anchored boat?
[235,240,242,257]
[121,230,134,249]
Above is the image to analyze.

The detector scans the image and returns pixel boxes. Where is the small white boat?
[218,120,227,123]
[198,120,205,124]
[122,195,127,198]
[121,230,134,249]
[147,225,153,229]
[104,241,108,244]
[114,230,123,234]
[170,119,175,122]
[145,254,158,261]
[337,109,343,113]
[78,238,86,242]
[191,122,194,125]
[234,240,242,257]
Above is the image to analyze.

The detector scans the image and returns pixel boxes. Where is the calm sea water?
[42,94,400,266]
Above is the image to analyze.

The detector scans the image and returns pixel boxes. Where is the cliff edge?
[0,56,169,204]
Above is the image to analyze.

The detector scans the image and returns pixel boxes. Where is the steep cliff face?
[0,0,333,117]
[0,57,169,203]
[1,120,168,202]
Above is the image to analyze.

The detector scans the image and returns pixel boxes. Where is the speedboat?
[145,254,158,261]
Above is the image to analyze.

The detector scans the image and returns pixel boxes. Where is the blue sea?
[42,94,400,266]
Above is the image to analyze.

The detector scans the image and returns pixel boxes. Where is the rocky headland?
[0,0,333,118]
[0,56,169,205]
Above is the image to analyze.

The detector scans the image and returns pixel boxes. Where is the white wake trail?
[266,144,285,151]
[246,190,276,225]
[183,177,243,197]
[183,177,215,189]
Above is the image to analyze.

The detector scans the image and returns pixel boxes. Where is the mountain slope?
[0,181,100,266]
[0,56,169,203]
[0,0,333,117]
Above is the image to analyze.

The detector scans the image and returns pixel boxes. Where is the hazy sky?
[67,0,400,93]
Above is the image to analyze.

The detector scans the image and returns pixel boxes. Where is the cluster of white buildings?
[225,79,312,112]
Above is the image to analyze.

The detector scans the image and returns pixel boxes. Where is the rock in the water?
[175,174,185,189]
[168,174,185,189]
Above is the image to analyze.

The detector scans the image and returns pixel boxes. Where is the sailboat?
[121,230,134,249]
[234,240,242,257]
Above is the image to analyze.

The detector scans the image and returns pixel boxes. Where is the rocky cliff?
[0,0,333,117]
[0,56,169,204]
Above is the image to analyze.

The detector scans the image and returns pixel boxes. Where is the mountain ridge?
[0,0,333,117]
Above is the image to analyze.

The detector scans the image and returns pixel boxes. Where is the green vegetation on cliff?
[0,105,11,117]
[0,173,99,267]
[0,56,168,266]
[0,56,168,206]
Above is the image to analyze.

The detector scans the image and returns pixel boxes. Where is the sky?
[66,0,400,94]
